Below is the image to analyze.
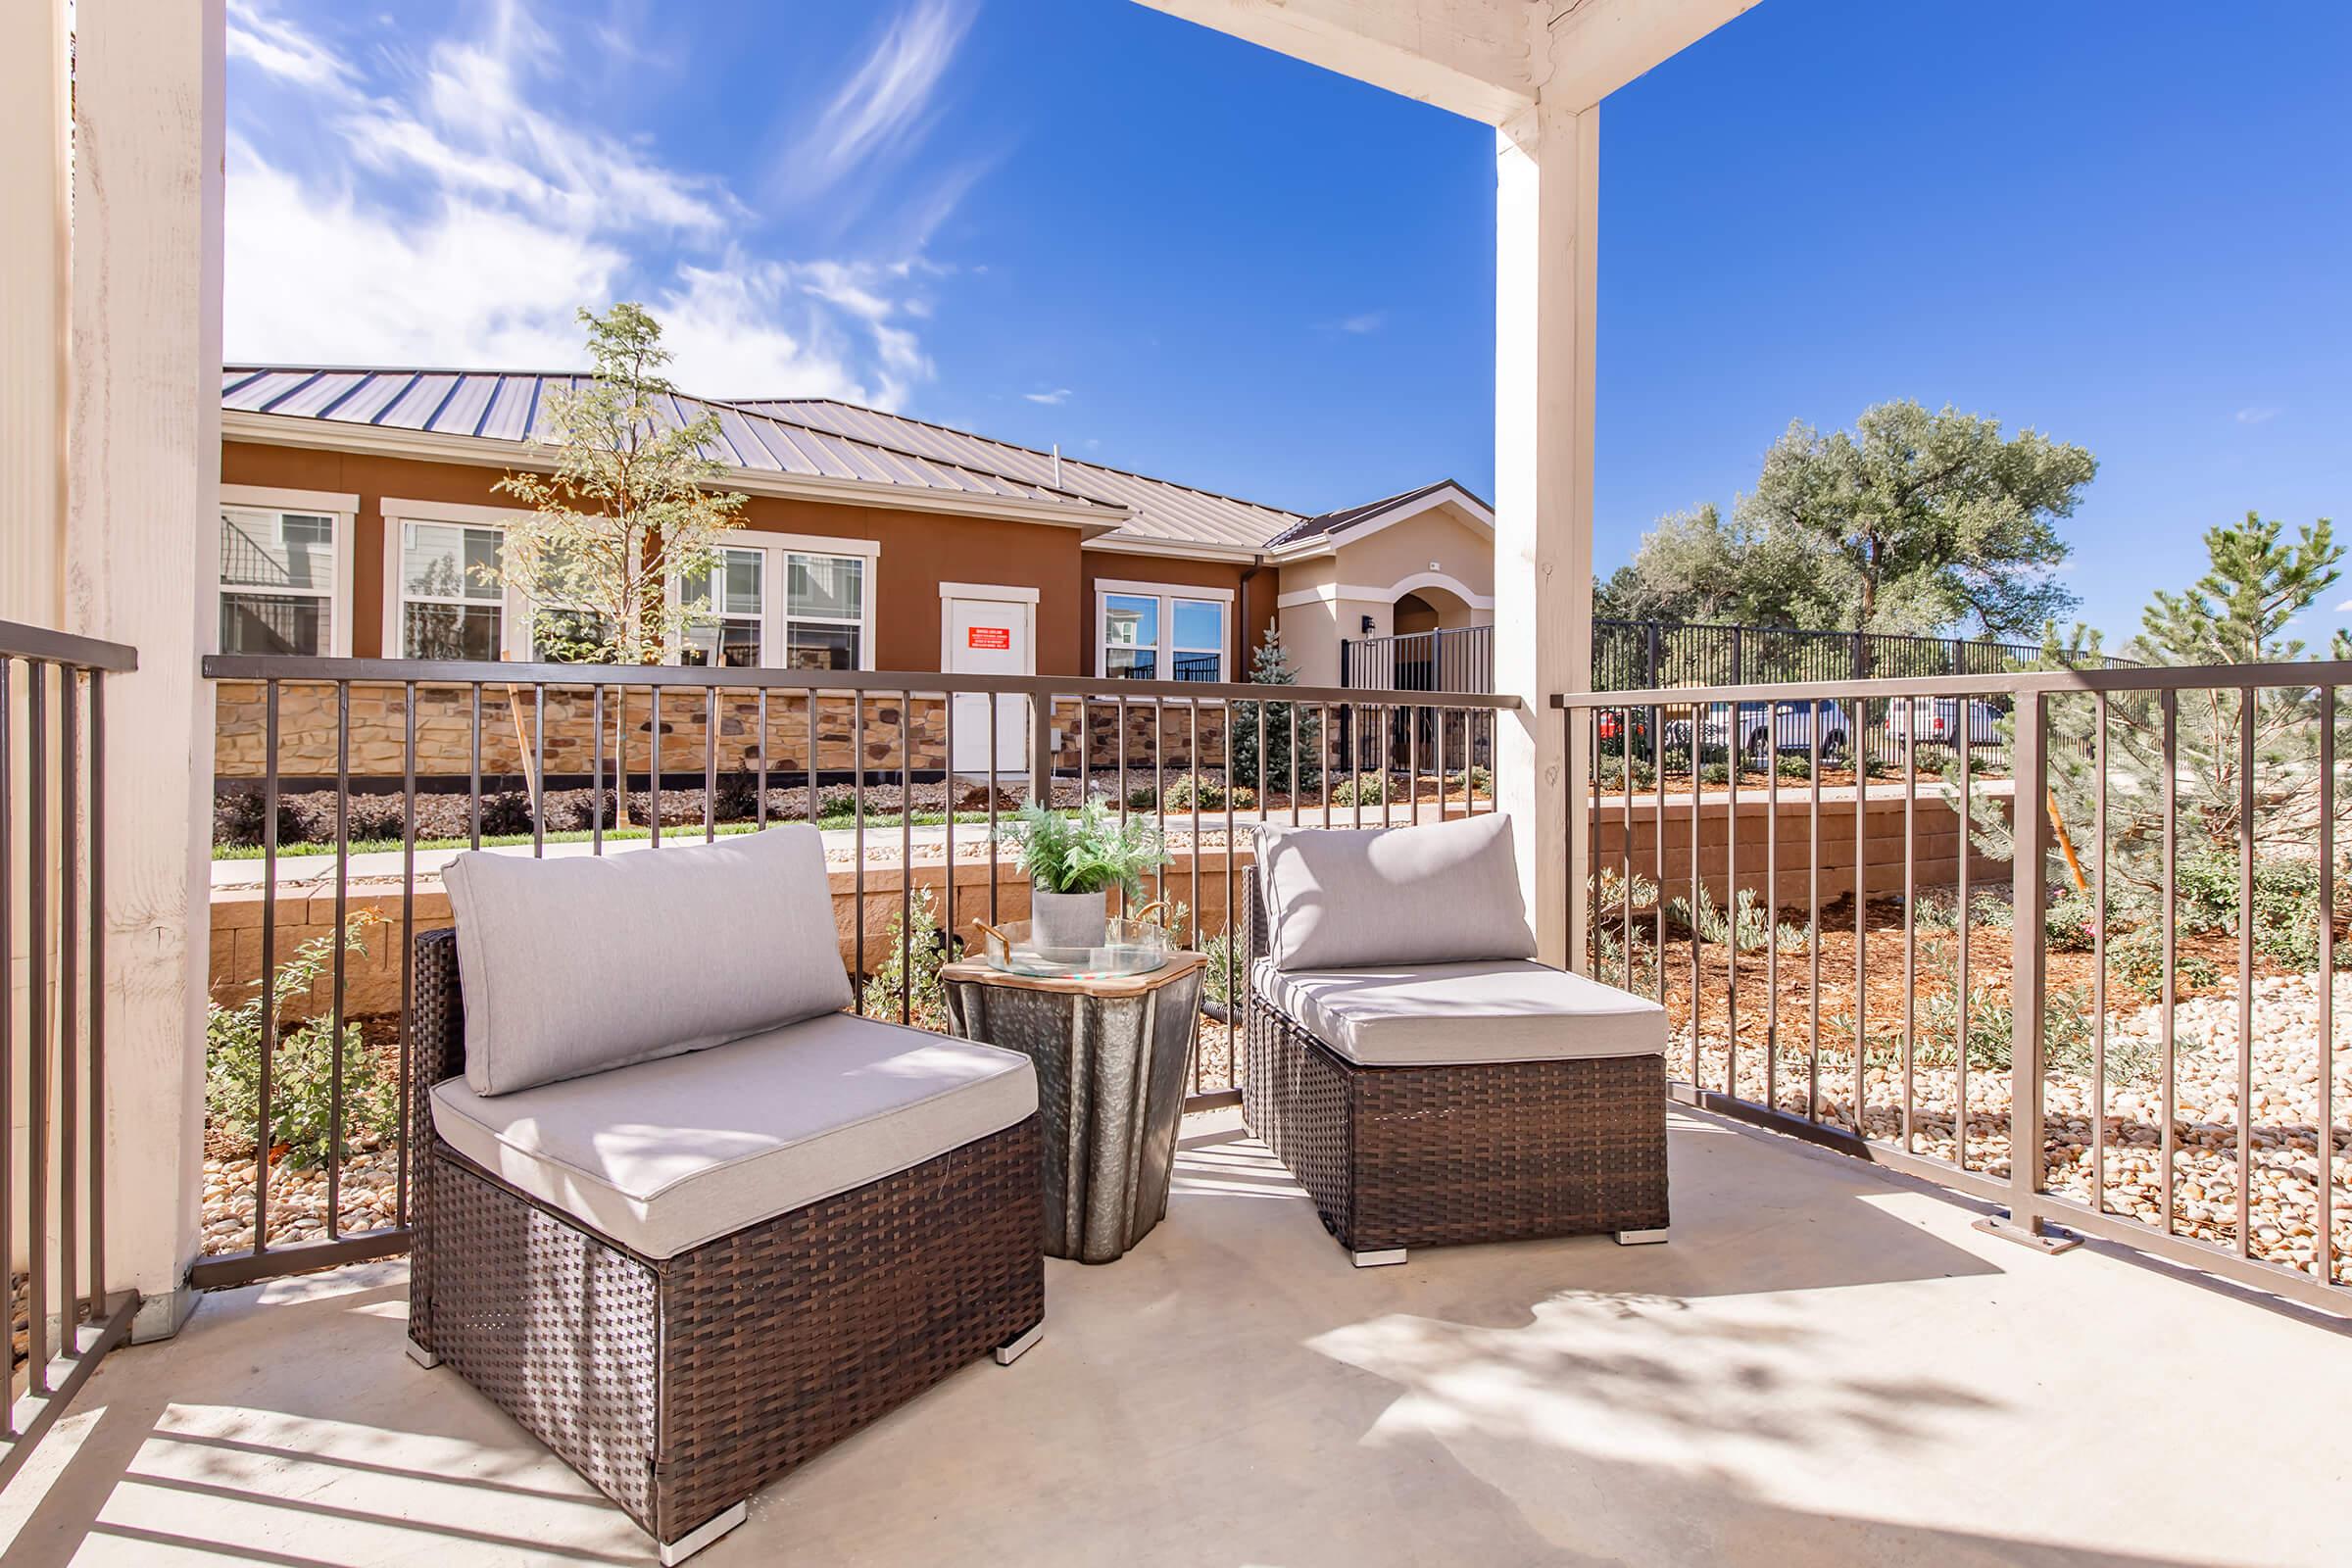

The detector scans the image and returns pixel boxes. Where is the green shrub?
[1698,761,1731,786]
[207,916,400,1168]
[1162,771,1256,812]
[2107,924,2220,1003]
[863,886,950,1031]
[1331,772,1389,808]
[1665,884,1808,956]
[1775,754,1813,781]
[1449,765,1492,798]
[2044,891,2099,953]
[1201,926,1240,1008]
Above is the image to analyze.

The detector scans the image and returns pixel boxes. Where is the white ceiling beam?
[1131,0,1540,123]
[1538,0,1766,109]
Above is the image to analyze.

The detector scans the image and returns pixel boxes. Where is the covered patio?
[6,1105,2344,1566]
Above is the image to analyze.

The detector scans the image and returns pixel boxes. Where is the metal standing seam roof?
[220,368,1119,516]
[730,398,1308,553]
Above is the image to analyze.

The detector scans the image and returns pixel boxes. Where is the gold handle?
[973,920,1011,953]
[1132,900,1169,928]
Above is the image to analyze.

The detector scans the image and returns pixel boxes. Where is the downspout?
[1238,555,1267,676]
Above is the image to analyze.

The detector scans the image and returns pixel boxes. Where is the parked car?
[1665,700,1850,768]
[1887,696,2007,754]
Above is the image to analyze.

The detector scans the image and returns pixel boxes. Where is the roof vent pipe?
[1053,444,1062,488]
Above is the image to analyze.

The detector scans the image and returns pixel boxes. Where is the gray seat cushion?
[442,825,852,1097]
[429,1011,1037,1259]
[1254,815,1535,970]
[1252,956,1667,1067]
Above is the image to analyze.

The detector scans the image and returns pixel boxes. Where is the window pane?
[1102,594,1156,649]
[685,548,763,616]
[1172,599,1222,652]
[1107,647,1156,680]
[220,510,334,590]
[682,617,761,667]
[787,555,861,619]
[220,592,329,657]
[785,622,859,671]
[403,522,501,601]
[1171,652,1219,682]
[403,602,501,661]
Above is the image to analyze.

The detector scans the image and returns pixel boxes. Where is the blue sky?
[225,1,2350,643]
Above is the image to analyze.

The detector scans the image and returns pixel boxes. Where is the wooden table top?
[939,949,1206,999]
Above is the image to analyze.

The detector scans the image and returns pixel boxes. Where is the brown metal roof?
[1264,478,1492,550]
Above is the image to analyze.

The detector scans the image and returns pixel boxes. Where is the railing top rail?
[200,653,1523,710]
[0,618,139,672]
[1553,657,2352,708]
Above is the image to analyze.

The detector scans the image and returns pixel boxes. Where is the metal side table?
[941,951,1205,1263]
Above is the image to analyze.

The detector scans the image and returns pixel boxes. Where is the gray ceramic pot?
[1031,888,1109,950]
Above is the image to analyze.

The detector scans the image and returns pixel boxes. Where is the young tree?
[1230,625,1322,794]
[488,303,749,663]
[2040,514,2343,899]
[1735,400,2095,643]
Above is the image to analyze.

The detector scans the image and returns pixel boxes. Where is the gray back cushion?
[1254,814,1536,970]
[443,826,853,1096]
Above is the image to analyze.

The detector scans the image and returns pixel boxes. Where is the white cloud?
[2334,598,2352,613]
[223,2,942,407]
[226,0,357,90]
[1332,311,1387,334]
[2235,406,2281,424]
[1023,388,1073,406]
[791,0,975,196]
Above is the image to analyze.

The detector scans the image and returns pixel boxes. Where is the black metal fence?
[3,619,140,1485]
[195,654,1517,1286]
[1592,617,2133,690]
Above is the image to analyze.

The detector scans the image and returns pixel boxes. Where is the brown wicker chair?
[1243,867,1670,1265]
[406,930,1045,1563]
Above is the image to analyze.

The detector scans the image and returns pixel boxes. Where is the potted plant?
[1011,800,1166,949]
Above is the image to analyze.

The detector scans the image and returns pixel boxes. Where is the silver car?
[1887,696,2006,754]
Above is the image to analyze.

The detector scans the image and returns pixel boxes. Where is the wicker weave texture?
[409,931,1046,1547]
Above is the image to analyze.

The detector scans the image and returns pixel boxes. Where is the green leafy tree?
[489,303,749,663]
[1738,401,2095,645]
[1230,625,1323,794]
[208,917,400,1169]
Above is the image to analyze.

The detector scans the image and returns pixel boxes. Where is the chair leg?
[994,1322,1044,1366]
[1614,1228,1671,1246]
[1351,1248,1407,1268]
[404,1336,442,1370]
[659,1501,747,1565]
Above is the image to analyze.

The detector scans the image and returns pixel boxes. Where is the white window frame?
[215,484,358,658]
[381,498,537,662]
[664,528,879,670]
[1094,579,1234,683]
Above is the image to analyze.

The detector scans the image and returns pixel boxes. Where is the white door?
[945,592,1033,774]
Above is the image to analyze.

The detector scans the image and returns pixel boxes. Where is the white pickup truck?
[1886,696,2007,754]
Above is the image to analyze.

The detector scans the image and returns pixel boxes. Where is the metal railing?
[3,619,140,1485]
[1559,659,2350,1315]
[197,653,1518,1286]
[1341,624,1494,694]
[1592,615,2134,689]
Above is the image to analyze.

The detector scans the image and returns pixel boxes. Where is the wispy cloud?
[223,1,944,408]
[2235,405,2281,424]
[226,0,356,89]
[1023,388,1073,406]
[786,0,975,197]
[1324,311,1387,335]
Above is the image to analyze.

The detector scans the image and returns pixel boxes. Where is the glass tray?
[978,918,1175,980]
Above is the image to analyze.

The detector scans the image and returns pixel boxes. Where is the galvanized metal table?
[941,952,1206,1263]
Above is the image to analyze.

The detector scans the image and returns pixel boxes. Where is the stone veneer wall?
[214,681,1243,782]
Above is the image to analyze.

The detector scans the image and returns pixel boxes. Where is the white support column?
[0,0,69,625]
[1493,94,1597,971]
[66,0,227,1341]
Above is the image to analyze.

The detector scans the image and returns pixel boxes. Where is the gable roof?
[1264,478,1494,552]
[221,367,1119,522]
[731,398,1304,555]
[221,366,1465,560]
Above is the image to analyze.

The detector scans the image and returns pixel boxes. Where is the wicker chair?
[1243,837,1671,1266]
[406,930,1045,1562]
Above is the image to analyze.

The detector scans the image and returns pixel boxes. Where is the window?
[784,552,863,669]
[219,507,338,656]
[680,547,764,667]
[398,520,505,661]
[1098,584,1229,682]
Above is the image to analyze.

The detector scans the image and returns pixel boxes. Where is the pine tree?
[1230,626,1322,796]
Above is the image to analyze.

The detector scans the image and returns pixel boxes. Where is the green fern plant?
[1010,800,1165,898]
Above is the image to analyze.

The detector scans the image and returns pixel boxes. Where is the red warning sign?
[967,626,1011,650]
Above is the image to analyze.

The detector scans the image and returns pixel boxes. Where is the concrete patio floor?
[4,1106,2347,1567]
